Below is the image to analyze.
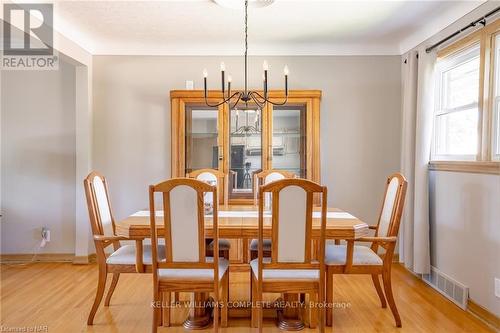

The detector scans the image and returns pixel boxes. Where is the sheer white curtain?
[400,48,436,274]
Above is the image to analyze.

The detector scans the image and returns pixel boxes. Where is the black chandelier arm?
[203,91,242,107]
[249,91,266,104]
[228,92,244,110]
[250,91,289,106]
[249,92,265,109]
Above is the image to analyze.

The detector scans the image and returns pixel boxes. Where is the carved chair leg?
[251,274,258,328]
[257,284,263,333]
[382,270,402,327]
[158,292,163,326]
[309,292,318,329]
[87,266,107,325]
[162,292,170,327]
[319,272,326,333]
[152,285,160,333]
[104,273,120,306]
[221,272,229,327]
[371,274,387,308]
[326,270,333,326]
[213,284,220,331]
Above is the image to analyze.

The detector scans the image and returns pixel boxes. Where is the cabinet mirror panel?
[229,104,262,199]
[271,105,306,178]
[185,106,219,174]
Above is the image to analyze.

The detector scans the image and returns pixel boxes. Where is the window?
[492,33,500,160]
[433,44,480,160]
[429,19,500,173]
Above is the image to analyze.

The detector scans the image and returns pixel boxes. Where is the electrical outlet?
[40,227,50,247]
[495,278,500,298]
[185,80,194,90]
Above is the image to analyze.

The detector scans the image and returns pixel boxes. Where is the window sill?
[428,161,500,175]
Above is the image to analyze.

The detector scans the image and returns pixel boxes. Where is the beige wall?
[92,55,402,225]
[1,59,77,254]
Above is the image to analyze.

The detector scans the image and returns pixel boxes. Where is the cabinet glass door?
[185,105,221,174]
[228,104,263,200]
[270,105,307,178]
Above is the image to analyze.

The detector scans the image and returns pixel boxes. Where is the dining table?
[115,205,369,329]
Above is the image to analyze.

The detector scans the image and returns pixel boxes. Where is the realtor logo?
[2,3,58,70]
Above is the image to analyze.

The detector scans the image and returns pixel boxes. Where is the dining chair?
[188,168,231,260]
[325,172,407,327]
[251,178,327,331]
[250,170,296,260]
[149,178,229,332]
[84,171,164,325]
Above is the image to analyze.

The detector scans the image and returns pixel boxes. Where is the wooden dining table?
[115,205,369,329]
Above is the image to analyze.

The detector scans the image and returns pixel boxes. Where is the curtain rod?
[425,6,500,53]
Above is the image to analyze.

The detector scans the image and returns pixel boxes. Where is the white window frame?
[491,33,500,161]
[432,43,481,161]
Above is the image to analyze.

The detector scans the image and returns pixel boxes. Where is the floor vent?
[422,266,469,310]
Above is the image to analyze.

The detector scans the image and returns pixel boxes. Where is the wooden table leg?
[135,239,144,273]
[277,293,305,331]
[183,292,212,329]
[242,238,249,263]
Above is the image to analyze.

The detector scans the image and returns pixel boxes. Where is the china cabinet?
[170,90,321,205]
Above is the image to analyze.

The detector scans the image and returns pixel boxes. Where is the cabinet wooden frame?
[170,90,322,205]
[431,19,500,173]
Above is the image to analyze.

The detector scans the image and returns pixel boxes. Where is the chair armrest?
[93,235,128,242]
[357,236,397,243]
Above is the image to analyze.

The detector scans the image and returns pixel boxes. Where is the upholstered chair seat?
[249,239,272,260]
[250,258,319,280]
[325,244,382,266]
[207,239,231,251]
[249,239,272,252]
[106,244,166,265]
[159,258,229,281]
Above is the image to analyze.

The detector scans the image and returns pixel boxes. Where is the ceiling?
[11,0,489,55]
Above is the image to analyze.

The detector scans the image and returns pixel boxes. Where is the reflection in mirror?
[185,106,219,174]
[272,105,306,178]
[229,105,262,199]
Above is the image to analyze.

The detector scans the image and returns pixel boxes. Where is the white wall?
[429,171,500,316]
[92,55,401,226]
[1,59,77,254]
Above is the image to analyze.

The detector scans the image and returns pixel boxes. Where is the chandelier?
[232,108,260,135]
[202,0,289,109]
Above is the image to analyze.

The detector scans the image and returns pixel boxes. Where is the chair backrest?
[84,171,115,237]
[149,178,219,273]
[253,169,296,206]
[375,173,408,238]
[257,178,327,275]
[188,168,227,205]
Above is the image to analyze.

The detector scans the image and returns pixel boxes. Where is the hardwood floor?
[0,262,493,332]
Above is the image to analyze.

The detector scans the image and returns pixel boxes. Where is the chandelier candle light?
[202,0,289,109]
